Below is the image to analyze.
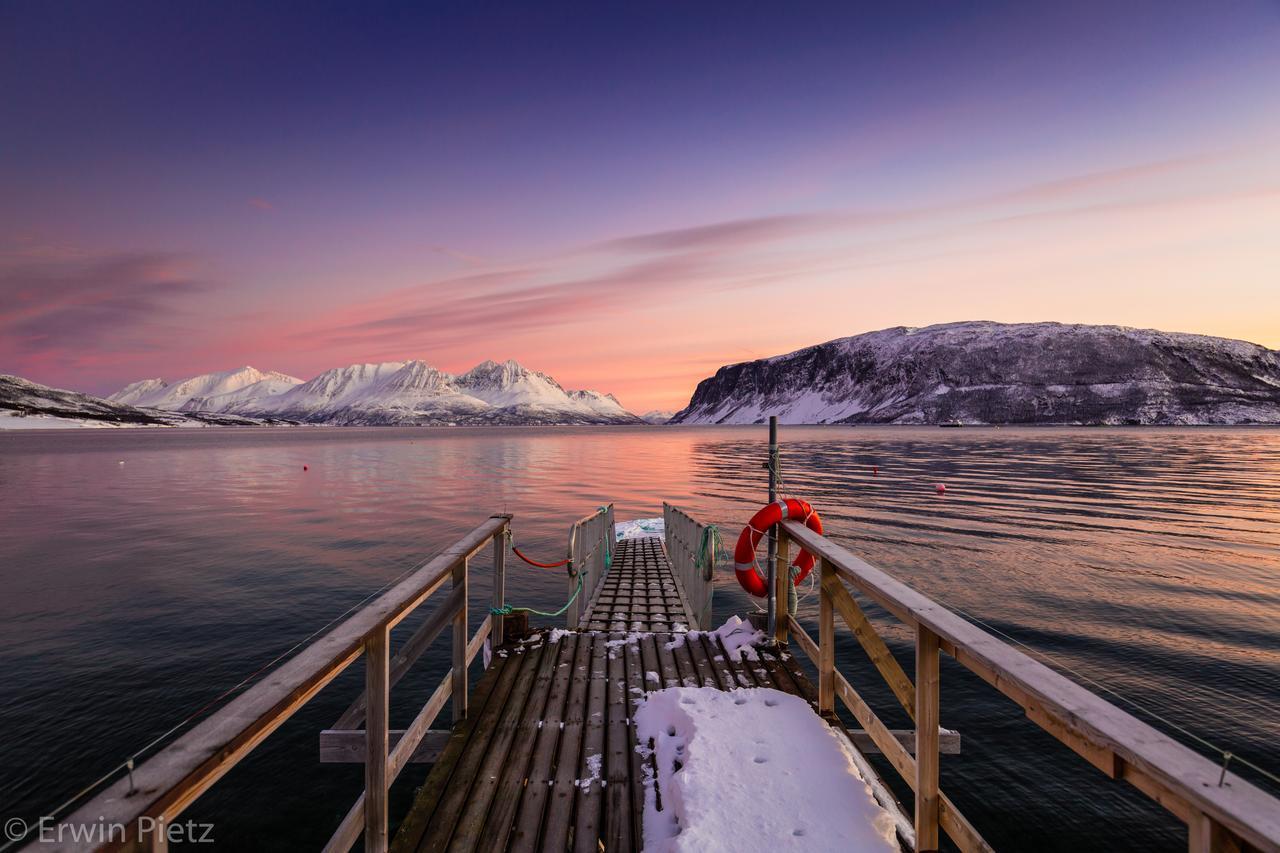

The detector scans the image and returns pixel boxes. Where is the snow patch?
[615,517,665,541]
[635,687,898,852]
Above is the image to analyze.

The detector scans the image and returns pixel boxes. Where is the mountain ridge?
[670,321,1280,425]
[106,358,642,426]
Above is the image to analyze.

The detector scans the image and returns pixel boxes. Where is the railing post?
[819,556,835,716]
[452,556,468,723]
[774,528,790,644]
[142,818,169,851]
[364,626,390,853]
[766,415,778,639]
[915,624,941,851]
[566,523,580,629]
[492,526,506,648]
[1189,811,1231,852]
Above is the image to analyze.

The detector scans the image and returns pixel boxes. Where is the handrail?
[662,502,715,630]
[566,504,614,628]
[35,514,512,853]
[779,519,1280,853]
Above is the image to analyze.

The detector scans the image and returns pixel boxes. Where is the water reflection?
[0,425,1276,850]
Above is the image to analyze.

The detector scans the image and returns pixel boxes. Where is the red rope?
[511,545,571,569]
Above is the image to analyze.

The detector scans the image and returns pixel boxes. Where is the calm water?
[1,426,1277,851]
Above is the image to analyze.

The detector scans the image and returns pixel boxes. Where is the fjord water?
[1,426,1276,850]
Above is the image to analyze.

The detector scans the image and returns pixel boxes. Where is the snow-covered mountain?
[107,367,301,411]
[107,358,642,425]
[640,410,675,424]
[1,375,285,429]
[670,322,1280,425]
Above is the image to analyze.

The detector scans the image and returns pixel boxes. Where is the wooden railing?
[35,515,512,853]
[566,504,614,628]
[662,502,715,630]
[777,520,1280,853]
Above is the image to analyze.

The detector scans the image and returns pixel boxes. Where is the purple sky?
[2,1,1278,410]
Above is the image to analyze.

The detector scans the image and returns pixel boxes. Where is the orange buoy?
[732,498,823,597]
[936,483,945,494]
[872,466,878,476]
[303,465,309,471]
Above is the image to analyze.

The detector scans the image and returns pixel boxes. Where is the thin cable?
[18,548,443,836]
[941,599,1280,787]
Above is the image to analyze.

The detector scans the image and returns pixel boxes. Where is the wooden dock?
[390,536,823,853]
[38,498,1280,853]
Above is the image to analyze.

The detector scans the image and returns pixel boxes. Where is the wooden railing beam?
[332,584,463,730]
[780,520,1280,852]
[820,568,916,721]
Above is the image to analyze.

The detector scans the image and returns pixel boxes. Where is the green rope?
[492,506,608,618]
[490,570,584,618]
[696,524,724,580]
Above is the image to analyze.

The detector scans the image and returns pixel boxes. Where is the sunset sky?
[2,1,1278,412]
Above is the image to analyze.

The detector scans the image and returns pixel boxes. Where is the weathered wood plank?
[415,642,528,853]
[448,641,549,852]
[572,633,610,852]
[472,634,564,853]
[508,634,580,853]
[603,634,634,853]
[541,632,596,850]
[390,650,513,853]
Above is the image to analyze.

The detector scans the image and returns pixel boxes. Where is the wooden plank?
[365,629,391,853]
[572,634,610,852]
[696,633,738,691]
[333,585,463,730]
[414,643,528,853]
[783,519,1280,851]
[639,633,663,692]
[821,569,916,721]
[542,632,596,850]
[473,634,564,853]
[915,625,941,851]
[390,652,512,853]
[654,633,681,689]
[52,516,510,852]
[669,634,701,687]
[603,634,634,853]
[682,632,718,688]
[621,635,647,848]
[508,633,580,853]
[448,641,549,852]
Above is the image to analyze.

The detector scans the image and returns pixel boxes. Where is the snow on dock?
[636,686,898,852]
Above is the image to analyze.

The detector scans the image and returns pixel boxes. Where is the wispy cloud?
[248,197,274,211]
[0,253,215,369]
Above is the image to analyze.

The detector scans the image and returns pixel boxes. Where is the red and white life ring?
[733,498,823,597]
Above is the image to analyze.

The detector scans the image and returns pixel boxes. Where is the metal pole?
[766,415,778,641]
